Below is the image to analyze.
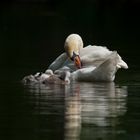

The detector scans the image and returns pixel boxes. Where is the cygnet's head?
[45,69,53,75]
[34,72,42,77]
[54,70,71,84]
[63,71,71,84]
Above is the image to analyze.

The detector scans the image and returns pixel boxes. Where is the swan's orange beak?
[74,55,82,69]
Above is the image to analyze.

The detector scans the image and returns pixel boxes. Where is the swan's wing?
[48,53,67,71]
[72,51,119,82]
[80,45,128,69]
[80,45,112,67]
[91,51,119,81]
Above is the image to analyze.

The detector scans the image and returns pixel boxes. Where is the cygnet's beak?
[74,55,82,69]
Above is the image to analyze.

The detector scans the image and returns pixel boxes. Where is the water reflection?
[81,82,127,127]
[24,82,127,140]
[64,84,81,140]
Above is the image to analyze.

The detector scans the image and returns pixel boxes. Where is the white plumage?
[22,34,128,84]
[71,51,119,82]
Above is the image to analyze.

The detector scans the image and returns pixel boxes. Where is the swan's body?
[53,51,121,82]
[71,51,119,82]
[80,45,128,69]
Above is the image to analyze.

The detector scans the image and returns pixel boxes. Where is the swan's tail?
[117,54,128,69]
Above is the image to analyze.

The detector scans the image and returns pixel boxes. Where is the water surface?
[0,74,140,140]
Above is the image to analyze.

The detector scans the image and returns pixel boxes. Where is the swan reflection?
[64,84,81,140]
[80,82,127,127]
[23,82,127,140]
[63,82,127,140]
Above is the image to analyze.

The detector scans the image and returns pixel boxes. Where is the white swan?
[52,51,122,82]
[48,34,128,72]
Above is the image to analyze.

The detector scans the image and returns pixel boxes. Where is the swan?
[53,51,121,82]
[48,34,128,72]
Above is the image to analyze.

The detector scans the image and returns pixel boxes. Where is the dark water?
[0,2,140,140]
[1,74,140,140]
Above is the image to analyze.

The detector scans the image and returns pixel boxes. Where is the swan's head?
[64,34,83,69]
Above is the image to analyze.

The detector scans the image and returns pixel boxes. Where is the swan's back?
[81,45,111,56]
[80,45,112,67]
[80,45,128,69]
